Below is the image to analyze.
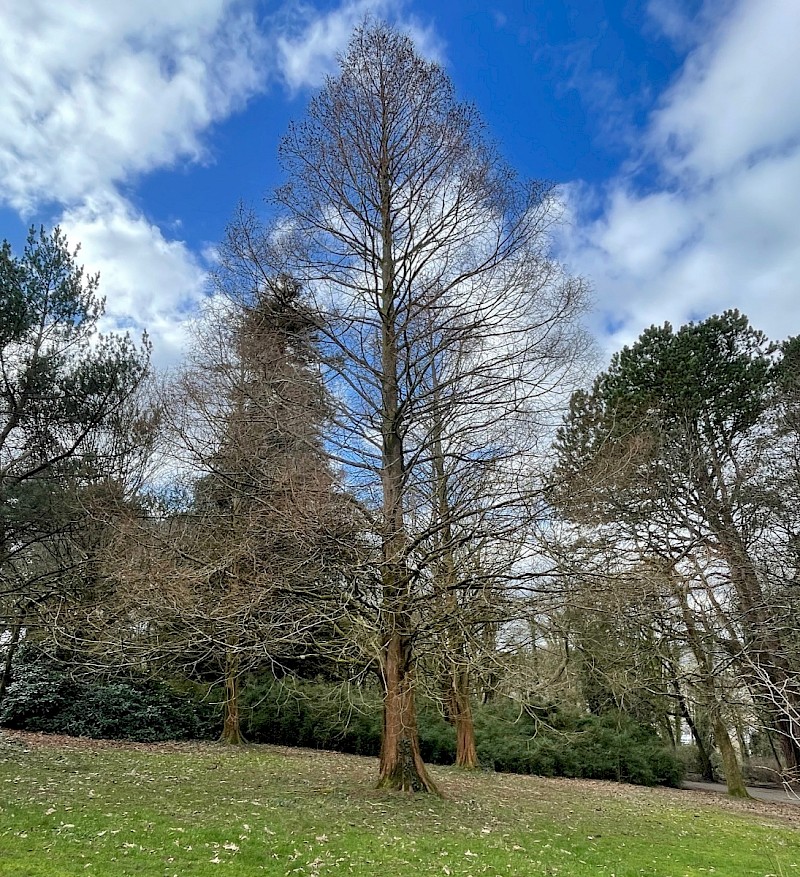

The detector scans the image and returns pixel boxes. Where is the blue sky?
[2,0,798,369]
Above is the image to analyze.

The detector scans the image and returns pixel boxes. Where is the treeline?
[2,22,798,797]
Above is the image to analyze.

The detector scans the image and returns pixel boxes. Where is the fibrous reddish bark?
[378,631,438,792]
[448,668,479,769]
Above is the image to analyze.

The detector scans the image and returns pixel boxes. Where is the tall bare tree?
[261,21,588,792]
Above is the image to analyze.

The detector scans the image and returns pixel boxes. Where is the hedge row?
[241,678,683,787]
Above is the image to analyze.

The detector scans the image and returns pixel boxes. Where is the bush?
[241,678,682,787]
[241,677,458,760]
[3,650,682,787]
[242,677,382,754]
[476,707,683,787]
[0,649,220,742]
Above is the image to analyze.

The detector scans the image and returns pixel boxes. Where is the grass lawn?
[1,731,798,877]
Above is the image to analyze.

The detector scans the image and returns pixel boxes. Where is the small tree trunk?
[713,715,750,798]
[662,713,676,749]
[447,666,478,769]
[691,723,717,783]
[775,711,800,775]
[767,728,785,772]
[453,700,478,770]
[0,617,22,704]
[734,715,751,767]
[481,671,497,705]
[219,653,245,745]
[671,677,715,781]
[378,631,439,793]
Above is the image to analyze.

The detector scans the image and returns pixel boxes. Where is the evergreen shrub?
[0,648,219,741]
[242,677,383,755]
[241,678,682,787]
[476,706,683,786]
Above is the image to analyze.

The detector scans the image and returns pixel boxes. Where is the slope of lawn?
[1,731,797,877]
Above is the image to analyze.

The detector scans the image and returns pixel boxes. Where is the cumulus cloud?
[0,0,440,368]
[0,0,271,368]
[60,194,207,370]
[651,1,800,179]
[558,0,800,356]
[0,0,267,212]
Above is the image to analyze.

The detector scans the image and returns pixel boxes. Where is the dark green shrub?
[476,732,535,774]
[417,702,456,764]
[241,677,383,754]
[241,680,681,786]
[241,677,458,760]
[237,677,683,787]
[0,650,220,741]
[475,702,682,786]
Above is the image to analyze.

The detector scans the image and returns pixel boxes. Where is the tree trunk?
[378,630,438,792]
[673,701,682,749]
[774,711,800,775]
[734,715,751,767]
[0,616,22,704]
[767,728,786,772]
[219,652,245,745]
[689,718,717,783]
[673,584,738,784]
[713,714,750,798]
[447,666,478,769]
[670,675,715,781]
[716,531,800,772]
[427,348,477,772]
[373,135,437,794]
[662,713,676,749]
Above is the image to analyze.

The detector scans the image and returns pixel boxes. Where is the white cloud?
[644,0,712,49]
[0,0,443,369]
[651,1,800,179]
[272,0,443,92]
[0,0,266,212]
[559,0,800,356]
[60,194,208,370]
[0,0,271,369]
[276,0,391,91]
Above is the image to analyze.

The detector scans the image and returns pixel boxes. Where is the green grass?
[1,735,797,877]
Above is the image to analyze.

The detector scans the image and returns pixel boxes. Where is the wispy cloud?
[271,0,443,92]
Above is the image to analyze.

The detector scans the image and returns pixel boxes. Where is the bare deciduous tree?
[260,21,588,792]
[73,280,359,743]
